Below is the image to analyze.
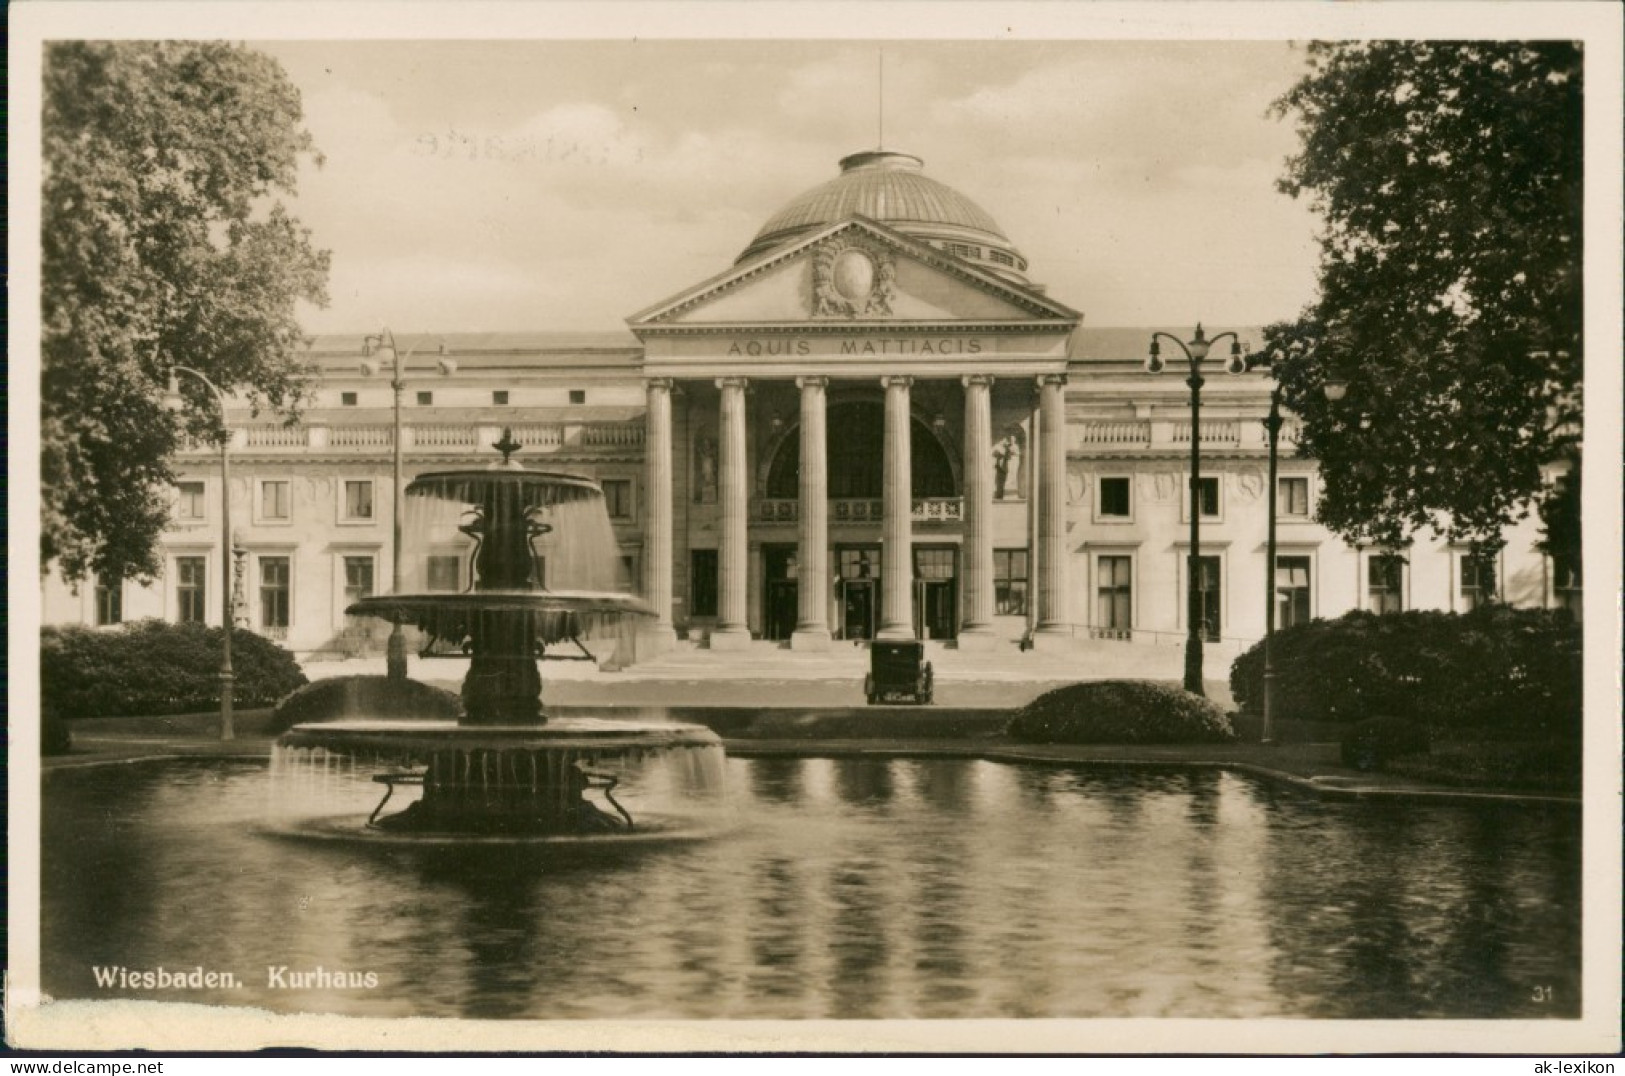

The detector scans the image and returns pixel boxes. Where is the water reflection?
[1258,797,1581,1018]
[41,757,1580,1019]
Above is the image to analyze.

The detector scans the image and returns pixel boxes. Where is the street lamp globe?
[162,376,185,413]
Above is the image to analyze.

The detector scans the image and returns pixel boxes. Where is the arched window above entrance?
[764,400,956,499]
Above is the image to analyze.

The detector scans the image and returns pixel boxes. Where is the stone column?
[640,377,677,654]
[711,377,752,650]
[1033,373,1072,647]
[958,375,998,649]
[877,375,916,640]
[792,376,832,650]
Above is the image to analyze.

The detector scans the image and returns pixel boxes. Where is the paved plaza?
[299,637,1245,709]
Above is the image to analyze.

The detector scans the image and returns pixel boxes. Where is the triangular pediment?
[628,218,1079,331]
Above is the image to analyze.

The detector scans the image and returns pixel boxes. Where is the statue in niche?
[694,433,718,503]
[992,428,1024,500]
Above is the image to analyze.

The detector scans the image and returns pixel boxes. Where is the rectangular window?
[341,392,358,407]
[1279,476,1310,518]
[1196,476,1220,518]
[1194,555,1221,642]
[343,480,374,521]
[259,556,290,632]
[176,556,207,624]
[95,572,123,626]
[1552,553,1581,617]
[568,389,586,405]
[838,547,880,580]
[620,552,639,587]
[914,548,954,580]
[994,549,1028,616]
[1276,555,1312,629]
[416,391,433,406]
[1460,553,1497,611]
[343,556,375,605]
[601,479,633,520]
[177,481,207,520]
[260,480,291,521]
[1095,555,1133,638]
[1368,554,1405,614]
[1098,477,1132,518]
[493,390,509,406]
[690,549,718,618]
[427,554,461,592]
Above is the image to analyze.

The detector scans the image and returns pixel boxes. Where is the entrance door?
[837,545,881,641]
[842,581,876,640]
[913,546,958,640]
[762,544,798,641]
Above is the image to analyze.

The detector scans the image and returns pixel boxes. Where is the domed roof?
[737,150,1031,284]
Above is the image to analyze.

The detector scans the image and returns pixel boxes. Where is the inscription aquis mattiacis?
[724,336,987,358]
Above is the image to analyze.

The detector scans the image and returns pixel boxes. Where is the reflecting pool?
[42,757,1579,1019]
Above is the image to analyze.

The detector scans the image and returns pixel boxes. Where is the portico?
[628,163,1080,651]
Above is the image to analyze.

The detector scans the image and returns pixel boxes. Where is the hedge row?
[1007,680,1235,745]
[1229,607,1581,739]
[42,620,308,719]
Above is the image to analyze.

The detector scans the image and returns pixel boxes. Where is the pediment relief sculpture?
[811,238,896,319]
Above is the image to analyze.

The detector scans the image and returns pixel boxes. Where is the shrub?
[41,620,308,718]
[270,675,462,733]
[1340,716,1431,771]
[1007,680,1235,745]
[1230,607,1581,739]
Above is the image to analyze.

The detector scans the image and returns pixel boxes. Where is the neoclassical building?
[43,150,1575,660]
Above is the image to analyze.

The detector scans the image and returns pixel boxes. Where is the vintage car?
[864,639,934,705]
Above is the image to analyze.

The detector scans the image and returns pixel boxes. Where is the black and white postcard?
[8,1,1621,1056]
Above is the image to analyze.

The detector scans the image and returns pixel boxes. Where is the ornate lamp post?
[1147,324,1246,695]
[361,329,456,679]
[163,366,235,741]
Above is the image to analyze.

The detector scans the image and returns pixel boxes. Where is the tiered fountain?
[277,430,724,837]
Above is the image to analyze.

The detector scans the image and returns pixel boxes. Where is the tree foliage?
[42,42,330,583]
[1268,41,1581,550]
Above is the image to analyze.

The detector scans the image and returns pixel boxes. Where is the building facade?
[43,150,1576,660]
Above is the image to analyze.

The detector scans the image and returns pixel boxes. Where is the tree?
[1268,41,1582,552]
[42,42,330,584]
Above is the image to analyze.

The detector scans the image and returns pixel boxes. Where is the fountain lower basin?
[278,718,723,837]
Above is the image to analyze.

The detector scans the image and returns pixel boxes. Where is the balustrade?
[583,424,645,447]
[508,424,564,448]
[1171,420,1241,445]
[1076,421,1151,446]
[912,498,963,522]
[244,425,308,448]
[757,498,963,524]
[328,426,395,448]
[412,424,478,448]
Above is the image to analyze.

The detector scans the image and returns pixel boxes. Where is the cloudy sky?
[253,38,1323,336]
